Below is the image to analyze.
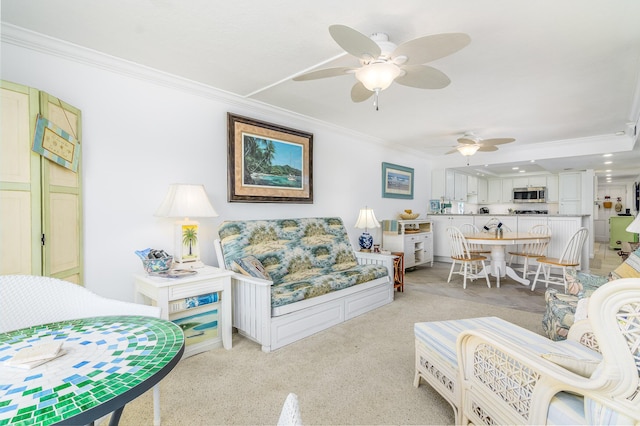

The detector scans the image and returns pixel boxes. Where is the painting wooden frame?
[382,162,414,199]
[227,113,313,203]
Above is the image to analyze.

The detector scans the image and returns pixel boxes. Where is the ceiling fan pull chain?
[373,88,380,111]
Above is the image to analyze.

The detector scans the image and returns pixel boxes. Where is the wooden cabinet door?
[40,92,83,283]
[0,82,41,275]
[0,81,82,282]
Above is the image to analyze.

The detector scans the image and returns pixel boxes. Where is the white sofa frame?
[214,241,395,352]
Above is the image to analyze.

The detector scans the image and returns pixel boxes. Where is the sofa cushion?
[541,352,600,377]
[565,269,609,297]
[543,289,579,340]
[610,249,640,280]
[271,263,388,308]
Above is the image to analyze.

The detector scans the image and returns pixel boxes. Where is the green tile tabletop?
[0,316,184,426]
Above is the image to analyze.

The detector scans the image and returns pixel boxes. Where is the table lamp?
[626,214,640,236]
[355,207,380,252]
[155,184,218,268]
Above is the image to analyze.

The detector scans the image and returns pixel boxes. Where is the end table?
[134,265,233,358]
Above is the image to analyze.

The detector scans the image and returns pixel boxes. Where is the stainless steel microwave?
[513,187,546,203]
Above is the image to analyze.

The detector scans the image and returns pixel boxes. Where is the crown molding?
[1,23,413,154]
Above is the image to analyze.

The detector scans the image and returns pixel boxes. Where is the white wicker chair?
[456,278,640,425]
[277,393,302,426]
[0,275,164,425]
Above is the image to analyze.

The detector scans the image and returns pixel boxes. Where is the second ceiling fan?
[293,25,471,109]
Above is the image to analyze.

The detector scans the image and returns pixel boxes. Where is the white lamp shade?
[457,144,480,156]
[155,184,218,218]
[626,214,640,233]
[355,208,381,229]
[355,62,401,91]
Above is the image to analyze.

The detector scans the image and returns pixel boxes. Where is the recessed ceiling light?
[606,174,612,177]
[512,167,519,170]
[519,170,525,173]
[604,161,612,165]
[603,153,613,157]
[605,169,612,172]
[530,160,535,163]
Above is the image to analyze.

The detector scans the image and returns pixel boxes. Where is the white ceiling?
[2,0,640,182]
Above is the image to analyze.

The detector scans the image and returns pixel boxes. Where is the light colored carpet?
[117,261,546,426]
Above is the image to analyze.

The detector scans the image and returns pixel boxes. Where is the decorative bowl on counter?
[142,256,173,274]
[399,213,419,220]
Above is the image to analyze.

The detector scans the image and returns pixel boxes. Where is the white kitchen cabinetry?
[428,215,471,258]
[382,220,433,271]
[467,175,478,195]
[529,176,548,187]
[477,178,488,203]
[502,178,513,203]
[546,175,559,202]
[487,179,502,203]
[444,170,468,201]
[559,172,582,214]
[454,172,468,201]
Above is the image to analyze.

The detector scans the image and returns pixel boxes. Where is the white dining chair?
[446,226,491,289]
[531,227,588,292]
[508,224,552,280]
[0,275,165,426]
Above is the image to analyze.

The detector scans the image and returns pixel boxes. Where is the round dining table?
[464,231,551,287]
[0,315,184,426]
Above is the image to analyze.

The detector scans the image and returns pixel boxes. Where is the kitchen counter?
[427,213,590,217]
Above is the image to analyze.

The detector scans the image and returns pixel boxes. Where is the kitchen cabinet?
[514,176,548,187]
[609,216,638,249]
[429,215,473,257]
[431,169,446,200]
[0,81,83,281]
[546,175,559,202]
[445,170,468,201]
[559,172,582,214]
[487,179,502,203]
[477,178,488,203]
[382,220,433,270]
[467,175,478,195]
[502,178,513,203]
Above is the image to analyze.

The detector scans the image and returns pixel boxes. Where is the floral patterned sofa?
[214,217,395,352]
[543,246,640,340]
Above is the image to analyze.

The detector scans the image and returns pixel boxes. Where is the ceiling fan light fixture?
[457,144,480,156]
[355,61,401,91]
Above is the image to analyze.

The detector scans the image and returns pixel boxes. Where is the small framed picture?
[429,199,441,212]
[381,162,414,199]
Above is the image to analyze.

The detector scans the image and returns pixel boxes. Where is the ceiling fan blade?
[329,24,381,60]
[395,65,450,89]
[392,33,471,65]
[351,82,373,103]
[457,137,477,145]
[478,145,499,152]
[445,148,459,155]
[481,137,516,146]
[293,67,354,81]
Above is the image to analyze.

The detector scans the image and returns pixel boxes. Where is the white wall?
[1,32,432,302]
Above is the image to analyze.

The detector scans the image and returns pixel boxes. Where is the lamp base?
[358,232,374,252]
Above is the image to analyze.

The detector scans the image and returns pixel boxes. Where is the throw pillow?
[232,256,271,280]
[541,352,600,377]
[610,250,640,280]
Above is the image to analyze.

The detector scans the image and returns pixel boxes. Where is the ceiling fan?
[446,133,516,164]
[293,24,471,110]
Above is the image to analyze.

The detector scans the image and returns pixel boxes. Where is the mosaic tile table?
[0,315,184,426]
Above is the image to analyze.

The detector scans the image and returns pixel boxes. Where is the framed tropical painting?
[227,113,313,203]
